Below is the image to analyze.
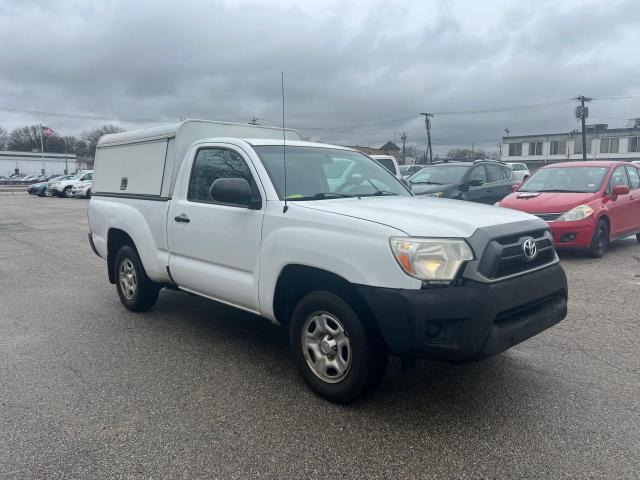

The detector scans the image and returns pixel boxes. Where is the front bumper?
[547,217,595,249]
[357,263,567,362]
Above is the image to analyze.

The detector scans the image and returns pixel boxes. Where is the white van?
[88,119,568,402]
[370,154,401,179]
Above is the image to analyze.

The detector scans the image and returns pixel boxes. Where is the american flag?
[42,126,56,137]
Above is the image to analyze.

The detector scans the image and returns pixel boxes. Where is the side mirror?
[611,184,630,200]
[467,178,484,187]
[209,178,261,209]
[511,183,521,192]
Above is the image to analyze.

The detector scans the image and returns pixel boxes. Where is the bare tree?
[0,126,8,150]
[446,148,498,161]
[80,124,124,159]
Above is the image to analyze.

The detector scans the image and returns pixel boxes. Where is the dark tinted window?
[468,165,488,183]
[485,164,504,182]
[501,166,513,179]
[409,165,468,185]
[188,148,254,204]
[376,158,397,175]
[626,166,640,189]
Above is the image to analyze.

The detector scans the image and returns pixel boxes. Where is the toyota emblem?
[522,238,537,260]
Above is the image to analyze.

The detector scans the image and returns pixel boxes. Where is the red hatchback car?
[499,161,640,257]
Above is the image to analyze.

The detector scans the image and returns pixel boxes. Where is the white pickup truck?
[88,119,568,402]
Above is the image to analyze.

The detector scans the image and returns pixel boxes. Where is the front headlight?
[556,204,593,222]
[390,237,474,282]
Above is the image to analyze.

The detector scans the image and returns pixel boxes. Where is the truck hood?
[500,191,598,213]
[293,196,540,237]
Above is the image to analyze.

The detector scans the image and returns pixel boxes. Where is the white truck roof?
[94,119,302,198]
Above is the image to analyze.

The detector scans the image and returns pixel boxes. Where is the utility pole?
[400,132,407,165]
[63,137,69,174]
[39,123,45,174]
[420,113,434,164]
[573,95,592,161]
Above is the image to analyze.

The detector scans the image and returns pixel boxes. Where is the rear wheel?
[588,219,609,258]
[289,291,388,403]
[114,245,160,311]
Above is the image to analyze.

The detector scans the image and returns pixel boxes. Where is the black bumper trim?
[356,263,567,362]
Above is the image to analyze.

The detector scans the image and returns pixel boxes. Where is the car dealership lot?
[1,193,639,479]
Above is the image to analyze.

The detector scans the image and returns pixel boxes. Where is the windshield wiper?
[411,180,442,185]
[290,192,354,201]
[526,189,591,193]
[358,190,398,197]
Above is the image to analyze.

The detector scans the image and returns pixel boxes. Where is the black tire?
[43,187,52,197]
[63,186,73,198]
[86,189,92,199]
[636,233,640,243]
[114,245,160,312]
[289,290,388,403]
[588,219,609,258]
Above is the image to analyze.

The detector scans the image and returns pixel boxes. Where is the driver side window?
[468,166,487,184]
[607,166,629,195]
[187,148,255,204]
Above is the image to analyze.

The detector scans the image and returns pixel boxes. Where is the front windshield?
[519,166,608,193]
[409,165,468,185]
[254,146,411,200]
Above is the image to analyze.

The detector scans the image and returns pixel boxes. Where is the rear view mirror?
[611,184,630,200]
[511,183,521,192]
[209,178,261,209]
[468,178,484,187]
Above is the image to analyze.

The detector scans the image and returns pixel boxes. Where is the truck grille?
[534,212,563,222]
[477,229,557,280]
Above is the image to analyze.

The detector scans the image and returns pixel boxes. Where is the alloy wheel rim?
[301,312,352,384]
[118,258,137,300]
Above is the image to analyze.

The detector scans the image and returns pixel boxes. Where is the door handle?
[174,214,190,223]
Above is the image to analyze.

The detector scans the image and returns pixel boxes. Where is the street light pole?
[573,96,592,161]
[420,113,434,164]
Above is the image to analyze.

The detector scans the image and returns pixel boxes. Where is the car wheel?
[114,245,160,312]
[63,186,73,198]
[289,291,388,403]
[588,219,609,258]
[636,233,640,243]
[86,189,92,199]
[43,188,52,197]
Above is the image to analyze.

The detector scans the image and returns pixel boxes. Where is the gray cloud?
[1,0,639,154]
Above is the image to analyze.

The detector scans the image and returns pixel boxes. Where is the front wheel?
[63,186,73,198]
[588,219,609,258]
[43,188,52,197]
[114,245,160,311]
[289,291,388,403]
[86,189,92,199]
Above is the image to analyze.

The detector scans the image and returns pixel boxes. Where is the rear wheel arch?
[107,229,137,284]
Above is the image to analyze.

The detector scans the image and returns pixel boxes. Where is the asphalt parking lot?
[1,192,639,479]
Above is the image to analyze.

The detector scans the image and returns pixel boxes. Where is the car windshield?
[519,166,608,193]
[254,146,411,200]
[409,165,468,185]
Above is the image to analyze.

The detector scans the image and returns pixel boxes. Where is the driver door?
[168,144,265,313]
[461,165,491,203]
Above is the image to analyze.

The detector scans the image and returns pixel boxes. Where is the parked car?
[408,160,519,204]
[498,161,640,257]
[506,162,530,181]
[28,175,74,196]
[399,164,422,179]
[370,155,401,179]
[71,180,92,198]
[0,175,9,184]
[88,120,568,403]
[50,171,93,197]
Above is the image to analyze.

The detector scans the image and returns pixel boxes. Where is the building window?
[600,137,619,154]
[550,140,566,155]
[508,143,522,156]
[528,142,542,155]
[574,138,591,155]
[629,137,640,153]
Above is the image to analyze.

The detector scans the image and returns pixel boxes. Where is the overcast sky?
[1,0,639,154]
